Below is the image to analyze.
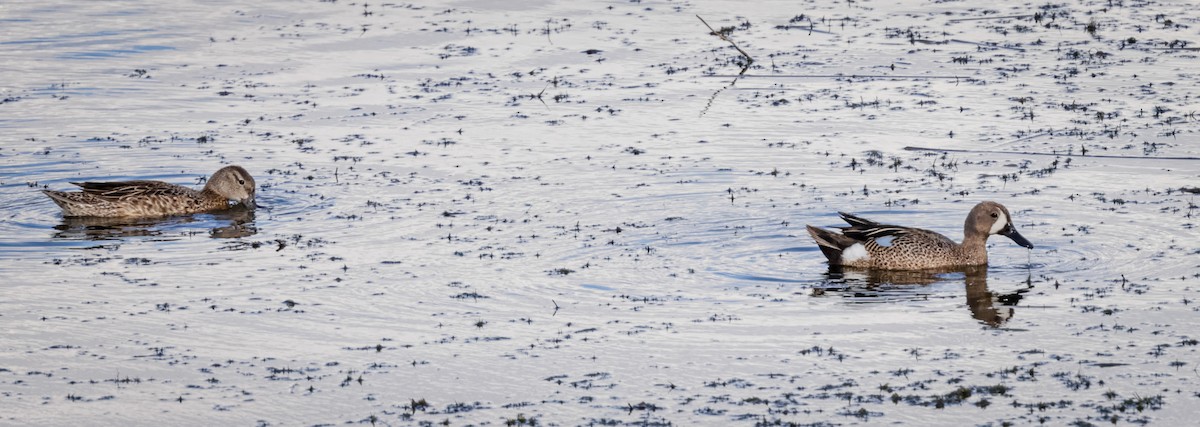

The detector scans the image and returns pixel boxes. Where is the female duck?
[43,165,256,218]
[805,201,1033,270]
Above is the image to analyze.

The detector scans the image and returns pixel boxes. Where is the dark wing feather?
[71,181,183,201]
[838,212,912,241]
[838,212,878,228]
[835,212,907,242]
[842,224,912,241]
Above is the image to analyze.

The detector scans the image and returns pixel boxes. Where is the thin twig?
[704,74,964,79]
[904,146,1200,160]
[697,15,753,116]
[536,83,549,109]
[696,15,754,66]
[947,14,1034,22]
[948,39,1026,52]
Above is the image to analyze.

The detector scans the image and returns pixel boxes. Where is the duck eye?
[238,179,245,185]
[990,212,998,218]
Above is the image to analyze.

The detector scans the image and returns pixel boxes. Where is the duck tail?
[806,225,849,265]
[41,190,71,209]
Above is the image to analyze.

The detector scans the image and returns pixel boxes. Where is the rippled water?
[2,0,1198,425]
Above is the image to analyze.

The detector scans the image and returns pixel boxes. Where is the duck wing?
[835,212,919,249]
[838,212,913,241]
[71,181,185,201]
[846,223,958,253]
[842,224,913,241]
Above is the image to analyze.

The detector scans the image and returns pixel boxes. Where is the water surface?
[2,0,1198,425]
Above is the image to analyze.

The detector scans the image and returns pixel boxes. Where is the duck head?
[968,201,1033,249]
[206,165,256,208]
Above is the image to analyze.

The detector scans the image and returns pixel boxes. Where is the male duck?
[43,165,256,218]
[806,201,1033,270]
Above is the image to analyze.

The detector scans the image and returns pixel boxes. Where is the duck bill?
[1000,225,1033,249]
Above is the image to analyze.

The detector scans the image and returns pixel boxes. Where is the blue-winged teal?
[806,201,1033,270]
[43,165,256,218]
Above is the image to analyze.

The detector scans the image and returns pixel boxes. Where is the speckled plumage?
[806,201,1033,270]
[43,165,256,218]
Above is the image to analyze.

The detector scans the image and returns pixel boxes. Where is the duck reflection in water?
[814,265,1029,327]
[51,205,258,240]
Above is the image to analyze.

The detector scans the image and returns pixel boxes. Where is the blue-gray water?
[1,0,1197,425]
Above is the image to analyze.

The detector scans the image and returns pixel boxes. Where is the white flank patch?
[842,243,870,263]
[990,212,1008,234]
[874,235,895,247]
